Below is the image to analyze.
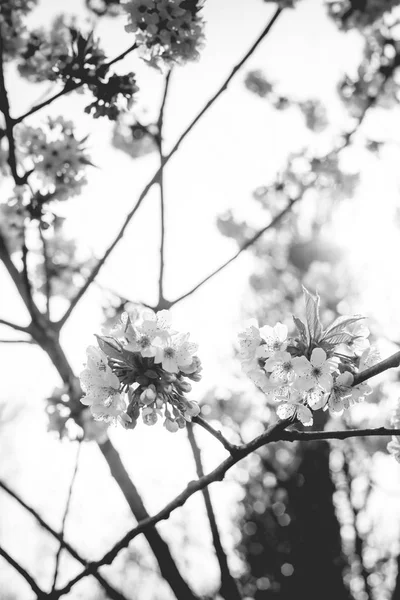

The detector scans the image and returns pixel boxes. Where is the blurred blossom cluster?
[339,16,400,116]
[327,0,400,29]
[80,309,202,432]
[244,70,328,132]
[13,13,138,119]
[123,0,205,67]
[112,115,158,158]
[16,116,92,201]
[239,288,377,426]
[0,0,37,59]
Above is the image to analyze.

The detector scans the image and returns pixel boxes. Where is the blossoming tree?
[2,1,400,599]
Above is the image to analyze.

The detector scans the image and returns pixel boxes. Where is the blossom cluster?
[17,116,91,202]
[18,15,106,84]
[123,0,205,67]
[0,0,37,60]
[239,288,376,426]
[18,15,138,120]
[80,309,202,432]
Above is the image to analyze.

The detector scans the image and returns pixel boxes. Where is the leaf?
[302,286,322,343]
[323,315,364,340]
[95,335,124,361]
[293,315,308,345]
[322,332,355,346]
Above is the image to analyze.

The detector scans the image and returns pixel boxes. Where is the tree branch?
[39,225,51,319]
[53,417,400,597]
[167,196,299,308]
[157,70,172,306]
[12,43,138,125]
[0,545,47,598]
[186,423,241,600]
[0,480,129,600]
[51,441,81,592]
[193,415,239,455]
[0,28,30,186]
[56,9,283,328]
[0,318,30,333]
[353,350,400,386]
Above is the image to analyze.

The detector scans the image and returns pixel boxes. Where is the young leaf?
[322,332,355,346]
[302,286,322,343]
[323,315,364,340]
[293,315,308,344]
[95,335,124,361]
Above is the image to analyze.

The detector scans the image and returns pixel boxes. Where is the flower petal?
[310,348,326,367]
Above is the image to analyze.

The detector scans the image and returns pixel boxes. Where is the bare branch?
[0,544,47,598]
[54,418,400,597]
[0,480,129,600]
[157,70,172,305]
[39,226,52,319]
[280,427,400,442]
[353,350,400,386]
[193,415,239,455]
[0,318,30,333]
[56,9,283,328]
[186,423,241,600]
[168,197,299,307]
[21,234,36,319]
[0,338,35,344]
[0,28,30,186]
[12,43,138,125]
[51,441,81,592]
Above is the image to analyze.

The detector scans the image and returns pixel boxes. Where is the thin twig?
[193,415,239,455]
[0,545,47,598]
[0,338,35,344]
[0,480,129,600]
[56,9,283,329]
[51,441,82,592]
[186,423,241,600]
[0,318,30,333]
[157,70,172,305]
[168,196,299,308]
[12,43,137,125]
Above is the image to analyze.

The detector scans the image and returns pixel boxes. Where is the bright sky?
[2,0,400,597]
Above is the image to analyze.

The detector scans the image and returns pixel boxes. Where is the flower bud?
[176,416,186,429]
[142,407,158,426]
[178,381,192,393]
[164,418,179,433]
[140,385,157,405]
[185,400,200,418]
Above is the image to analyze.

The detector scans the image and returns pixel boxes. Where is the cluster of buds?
[17,116,92,202]
[123,0,205,67]
[239,287,377,426]
[80,309,202,432]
